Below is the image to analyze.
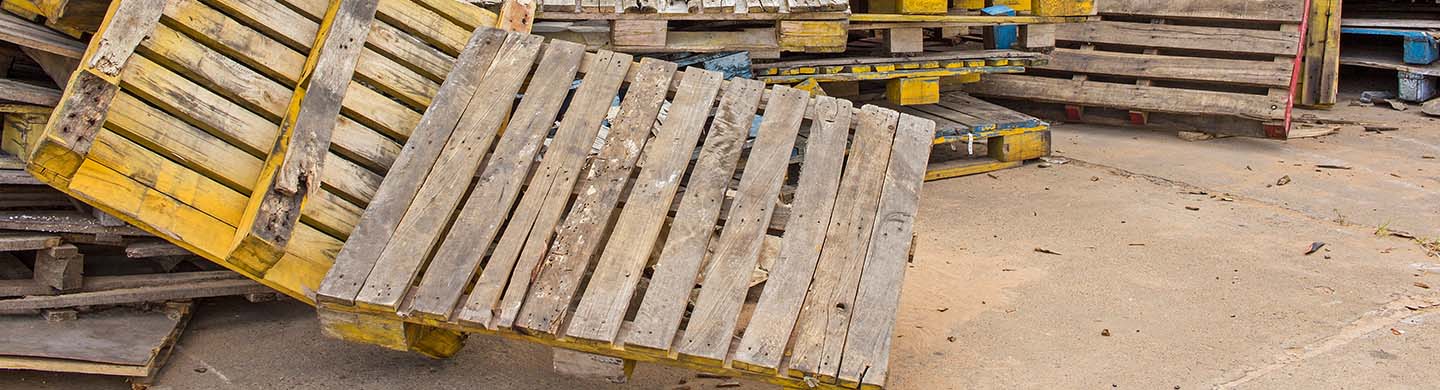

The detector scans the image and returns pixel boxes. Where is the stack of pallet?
[965,0,1314,139]
[1341,0,1440,102]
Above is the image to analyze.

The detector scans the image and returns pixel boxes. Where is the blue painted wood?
[982,5,1017,50]
[1342,27,1440,65]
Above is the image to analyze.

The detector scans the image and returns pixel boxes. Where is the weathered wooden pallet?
[965,0,1310,139]
[314,25,935,389]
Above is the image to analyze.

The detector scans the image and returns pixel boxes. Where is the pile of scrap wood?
[0,5,276,387]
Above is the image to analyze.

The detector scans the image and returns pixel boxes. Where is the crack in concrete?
[1213,295,1440,389]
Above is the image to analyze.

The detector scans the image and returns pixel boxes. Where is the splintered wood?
[317,26,935,390]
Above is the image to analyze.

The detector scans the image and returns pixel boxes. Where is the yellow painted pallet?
[25,0,504,351]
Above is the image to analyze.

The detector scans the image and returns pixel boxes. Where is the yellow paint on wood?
[1030,0,1093,16]
[988,130,1050,161]
[869,0,947,14]
[778,21,847,53]
[925,160,1021,181]
[886,77,940,105]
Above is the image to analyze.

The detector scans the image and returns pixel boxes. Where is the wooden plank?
[676,85,809,361]
[1055,21,1299,57]
[85,0,166,76]
[1297,0,1340,107]
[732,95,852,372]
[20,48,78,87]
[965,74,1284,121]
[354,32,545,311]
[497,0,537,33]
[410,0,495,30]
[514,58,677,335]
[1097,0,1304,23]
[124,240,190,258]
[1039,48,1294,88]
[564,67,725,343]
[0,278,268,313]
[787,105,900,379]
[316,28,509,306]
[0,232,61,251]
[703,0,735,13]
[65,162,234,257]
[374,0,473,55]
[402,39,585,321]
[119,55,275,156]
[0,11,85,58]
[227,0,383,276]
[458,50,632,329]
[622,78,766,350]
[86,130,247,226]
[836,113,934,387]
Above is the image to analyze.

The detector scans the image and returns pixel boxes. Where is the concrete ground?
[3,96,1438,389]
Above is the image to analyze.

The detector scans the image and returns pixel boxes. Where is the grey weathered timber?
[675,85,809,361]
[732,95,852,371]
[836,113,934,387]
[232,0,382,275]
[457,50,632,328]
[787,105,900,379]
[564,67,725,343]
[622,78,765,350]
[317,28,508,305]
[354,32,543,311]
[514,58,676,334]
[401,40,586,321]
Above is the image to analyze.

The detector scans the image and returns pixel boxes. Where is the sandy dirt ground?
[2,92,1437,389]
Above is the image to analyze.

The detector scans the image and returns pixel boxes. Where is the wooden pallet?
[315,26,935,389]
[965,0,1310,139]
[878,93,1048,180]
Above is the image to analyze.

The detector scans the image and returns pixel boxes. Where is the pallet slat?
[676,85,809,361]
[402,40,586,321]
[623,78,765,351]
[317,29,510,306]
[564,67,725,343]
[354,32,544,311]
